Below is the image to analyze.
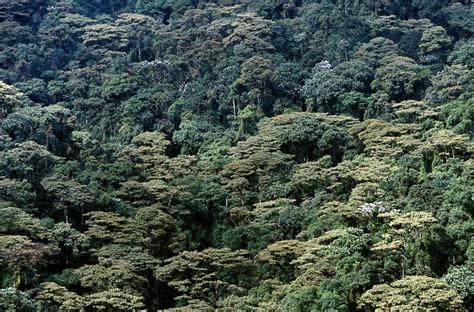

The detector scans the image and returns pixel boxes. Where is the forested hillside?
[0,0,473,311]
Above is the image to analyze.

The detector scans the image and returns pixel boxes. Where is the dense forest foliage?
[0,0,473,311]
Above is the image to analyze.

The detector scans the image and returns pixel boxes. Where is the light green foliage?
[359,276,465,311]
[326,228,370,258]
[425,65,472,106]
[52,222,88,258]
[419,26,452,56]
[156,248,252,307]
[222,12,275,53]
[0,206,51,241]
[93,244,157,273]
[350,119,423,158]
[134,205,181,255]
[0,235,51,288]
[449,40,474,68]
[443,265,474,299]
[372,56,428,101]
[76,259,147,294]
[0,141,61,185]
[115,13,159,61]
[387,211,437,231]
[0,81,32,118]
[41,173,94,223]
[82,24,129,51]
[443,95,474,138]
[354,37,399,67]
[85,288,144,311]
[84,211,145,246]
[34,282,85,311]
[238,56,275,92]
[392,100,438,123]
[427,129,471,160]
[1,104,75,151]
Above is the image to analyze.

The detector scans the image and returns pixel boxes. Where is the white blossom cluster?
[139,59,170,67]
[359,201,394,217]
[178,82,188,93]
[319,60,332,69]
[0,287,18,295]
[419,54,438,64]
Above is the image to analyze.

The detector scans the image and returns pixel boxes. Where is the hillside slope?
[0,0,473,310]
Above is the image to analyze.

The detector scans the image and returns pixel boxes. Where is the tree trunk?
[13,267,21,288]
[64,207,69,224]
[138,37,143,62]
[233,99,236,118]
